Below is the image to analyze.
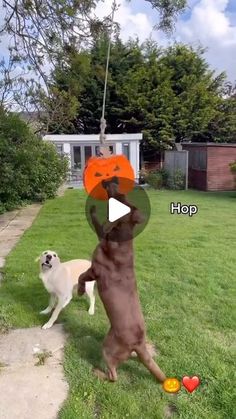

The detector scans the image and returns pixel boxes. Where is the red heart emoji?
[182,376,200,393]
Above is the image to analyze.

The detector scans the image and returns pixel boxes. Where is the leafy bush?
[230,161,236,173]
[0,109,68,212]
[140,167,185,190]
[158,168,169,187]
[230,161,236,190]
[167,169,185,190]
[146,172,163,189]
[140,167,169,189]
[139,167,149,185]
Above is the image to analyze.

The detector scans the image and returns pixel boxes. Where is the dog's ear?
[35,255,41,262]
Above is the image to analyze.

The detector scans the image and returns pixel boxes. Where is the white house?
[44,133,142,181]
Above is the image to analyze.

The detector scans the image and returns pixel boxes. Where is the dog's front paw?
[88,307,95,316]
[42,322,52,330]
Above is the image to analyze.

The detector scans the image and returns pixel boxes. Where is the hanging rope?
[99,0,117,152]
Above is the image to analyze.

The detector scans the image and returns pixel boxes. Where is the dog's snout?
[44,254,53,266]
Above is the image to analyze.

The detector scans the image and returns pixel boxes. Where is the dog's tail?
[134,343,166,383]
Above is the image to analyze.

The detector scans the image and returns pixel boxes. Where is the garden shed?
[182,143,236,191]
[44,133,142,182]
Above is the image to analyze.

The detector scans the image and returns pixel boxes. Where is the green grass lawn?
[0,189,235,418]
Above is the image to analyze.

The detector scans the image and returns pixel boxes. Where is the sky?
[0,0,235,82]
[95,0,236,82]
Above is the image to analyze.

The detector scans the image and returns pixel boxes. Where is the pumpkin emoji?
[163,378,181,394]
[83,155,135,200]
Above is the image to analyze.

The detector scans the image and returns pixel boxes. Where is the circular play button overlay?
[85,178,151,242]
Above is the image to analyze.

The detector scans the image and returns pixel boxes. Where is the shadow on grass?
[0,277,90,329]
[63,313,163,383]
[1,269,165,383]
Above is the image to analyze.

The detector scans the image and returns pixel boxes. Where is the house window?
[189,150,206,171]
[85,146,92,163]
[55,144,63,155]
[122,143,130,160]
[73,146,82,170]
[95,145,114,156]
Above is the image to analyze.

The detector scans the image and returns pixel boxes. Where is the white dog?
[36,250,95,329]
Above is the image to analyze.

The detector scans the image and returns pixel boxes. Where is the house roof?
[44,133,142,143]
[182,142,236,147]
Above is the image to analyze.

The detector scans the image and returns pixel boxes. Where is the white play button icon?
[108,198,131,223]
[86,183,151,241]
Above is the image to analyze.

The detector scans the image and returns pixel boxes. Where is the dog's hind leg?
[95,330,130,382]
[40,294,57,315]
[42,294,72,329]
[102,348,119,382]
[85,281,95,315]
[93,349,119,382]
[135,342,166,383]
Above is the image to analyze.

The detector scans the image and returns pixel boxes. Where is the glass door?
[71,145,82,180]
[71,145,93,180]
[84,145,92,164]
[71,144,114,181]
[73,146,82,169]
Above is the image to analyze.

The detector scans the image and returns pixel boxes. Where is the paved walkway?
[0,188,70,419]
[0,325,69,419]
[0,204,42,269]
[0,184,68,270]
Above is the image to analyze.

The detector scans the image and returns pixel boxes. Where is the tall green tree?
[160,45,224,142]
[47,36,144,134]
[47,38,231,149]
[195,80,236,143]
[118,42,231,147]
[0,0,187,120]
[78,37,144,134]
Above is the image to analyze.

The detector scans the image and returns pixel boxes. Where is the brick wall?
[182,144,236,191]
[207,147,236,191]
[188,168,207,190]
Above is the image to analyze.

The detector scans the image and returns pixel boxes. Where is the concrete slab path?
[0,188,70,419]
[0,183,68,270]
[0,325,69,419]
[0,204,42,269]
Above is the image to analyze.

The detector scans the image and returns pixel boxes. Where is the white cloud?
[175,0,236,80]
[177,0,236,44]
[95,0,236,81]
[1,0,235,82]
[95,0,154,43]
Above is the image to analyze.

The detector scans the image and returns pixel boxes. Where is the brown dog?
[78,180,165,383]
